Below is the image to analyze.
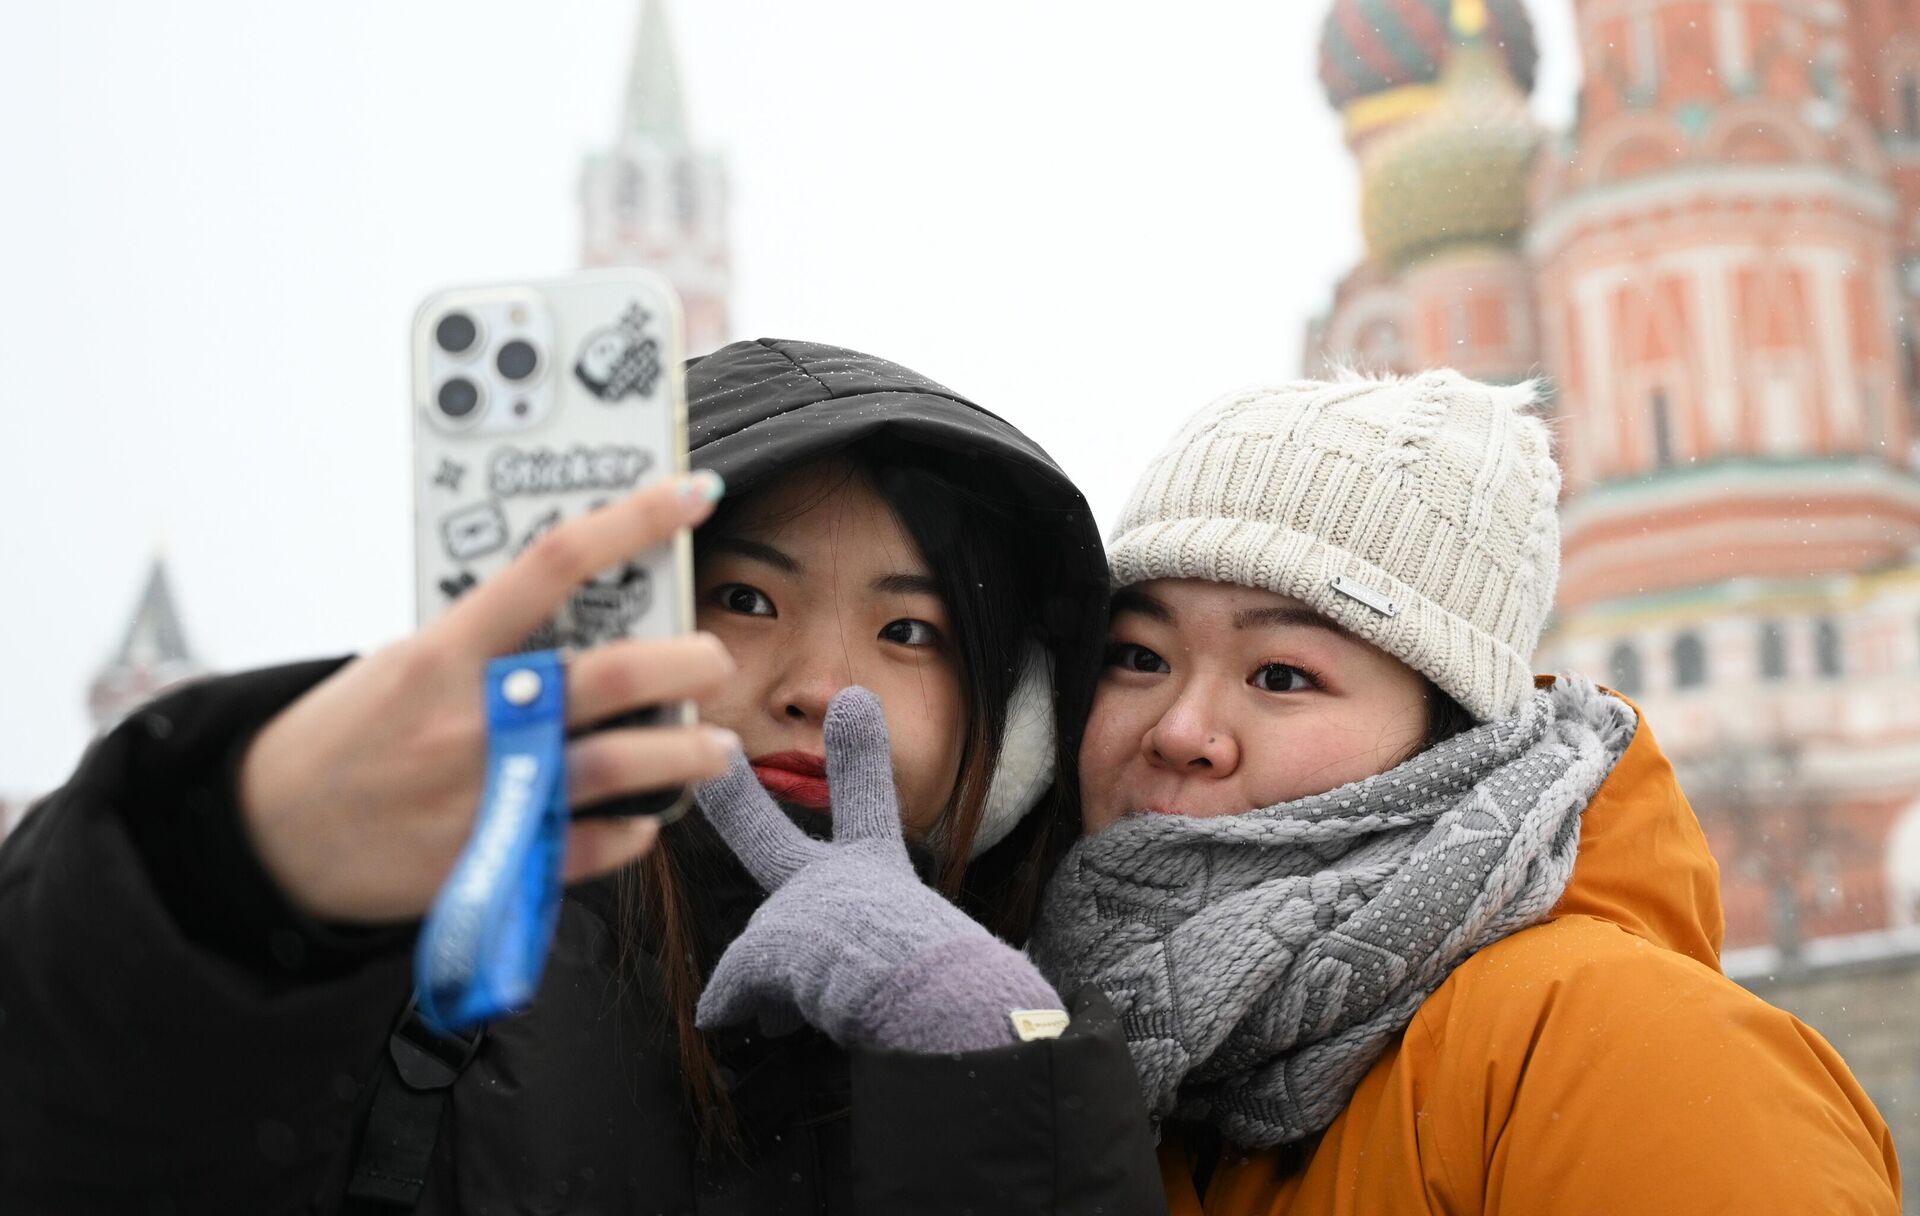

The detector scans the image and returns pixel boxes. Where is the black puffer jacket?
[0,340,1162,1215]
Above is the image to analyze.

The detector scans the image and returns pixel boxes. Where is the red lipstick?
[750,751,831,810]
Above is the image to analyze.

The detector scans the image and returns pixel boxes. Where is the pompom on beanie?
[1106,370,1560,722]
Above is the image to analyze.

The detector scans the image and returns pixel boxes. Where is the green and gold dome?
[1320,0,1537,140]
[1358,0,1541,268]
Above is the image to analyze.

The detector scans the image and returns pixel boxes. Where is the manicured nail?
[705,726,742,754]
[682,469,725,504]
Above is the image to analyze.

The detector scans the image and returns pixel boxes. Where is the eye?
[1250,663,1318,693]
[879,618,942,648]
[1104,642,1170,674]
[712,583,775,617]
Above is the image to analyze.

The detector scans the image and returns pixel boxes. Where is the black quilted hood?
[683,338,1108,890]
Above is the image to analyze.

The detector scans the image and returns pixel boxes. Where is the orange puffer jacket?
[1160,686,1901,1215]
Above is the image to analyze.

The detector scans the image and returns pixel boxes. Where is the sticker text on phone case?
[489,445,652,497]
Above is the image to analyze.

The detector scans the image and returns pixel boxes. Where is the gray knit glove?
[693,687,1065,1054]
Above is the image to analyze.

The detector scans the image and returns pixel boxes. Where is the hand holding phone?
[411,270,700,818]
[236,475,738,923]
[235,269,727,924]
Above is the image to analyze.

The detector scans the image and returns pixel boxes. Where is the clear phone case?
[411,269,694,817]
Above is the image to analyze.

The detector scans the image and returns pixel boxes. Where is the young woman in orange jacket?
[697,369,1901,1215]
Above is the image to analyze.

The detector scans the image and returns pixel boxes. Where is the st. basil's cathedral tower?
[1308,0,1920,954]
[1305,0,1545,382]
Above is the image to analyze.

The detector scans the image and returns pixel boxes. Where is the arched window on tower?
[1809,45,1846,113]
[1814,618,1844,678]
[1758,620,1787,680]
[617,163,643,218]
[1887,798,1920,927]
[1630,10,1660,104]
[1673,632,1708,689]
[1649,389,1675,467]
[1900,315,1918,399]
[1608,641,1644,695]
[673,162,699,231]
[1357,320,1404,371]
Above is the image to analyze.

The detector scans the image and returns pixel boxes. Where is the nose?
[767,636,856,726]
[1144,685,1239,776]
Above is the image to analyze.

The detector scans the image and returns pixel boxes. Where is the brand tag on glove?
[414,650,570,1035]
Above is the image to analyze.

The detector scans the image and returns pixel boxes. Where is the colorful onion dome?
[1360,36,1541,267]
[1319,0,1539,110]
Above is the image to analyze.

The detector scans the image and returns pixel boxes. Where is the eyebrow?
[1232,605,1351,638]
[872,572,941,598]
[705,536,800,575]
[1110,586,1171,623]
[709,536,937,599]
[1111,586,1351,638]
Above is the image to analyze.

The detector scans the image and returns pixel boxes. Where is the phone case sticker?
[442,501,510,562]
[439,571,478,601]
[574,304,662,402]
[489,444,653,497]
[515,508,563,555]
[570,561,653,646]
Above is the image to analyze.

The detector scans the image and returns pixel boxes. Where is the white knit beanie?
[1107,370,1559,722]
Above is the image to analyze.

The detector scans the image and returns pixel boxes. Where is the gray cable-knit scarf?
[1029,675,1636,1148]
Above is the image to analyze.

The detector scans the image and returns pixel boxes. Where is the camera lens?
[437,376,481,419]
[435,313,479,355]
[496,339,540,382]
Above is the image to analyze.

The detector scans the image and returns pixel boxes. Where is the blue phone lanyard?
[414,650,570,1035]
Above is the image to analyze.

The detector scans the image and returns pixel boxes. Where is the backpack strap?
[342,994,485,1210]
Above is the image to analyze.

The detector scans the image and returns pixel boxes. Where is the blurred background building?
[578,0,733,353]
[86,558,206,733]
[0,0,735,836]
[1307,0,1920,1182]
[0,556,207,837]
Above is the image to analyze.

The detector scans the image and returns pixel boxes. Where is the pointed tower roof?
[621,0,689,147]
[111,557,195,670]
[88,555,204,731]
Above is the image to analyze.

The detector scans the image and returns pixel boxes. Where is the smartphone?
[412,269,695,821]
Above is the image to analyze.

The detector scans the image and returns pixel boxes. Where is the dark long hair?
[615,441,1047,1150]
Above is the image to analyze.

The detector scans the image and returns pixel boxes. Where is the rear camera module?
[437,376,482,419]
[496,338,541,382]
[435,312,480,356]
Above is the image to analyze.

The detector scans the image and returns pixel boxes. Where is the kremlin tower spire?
[87,555,205,732]
[579,0,732,354]
[619,0,689,149]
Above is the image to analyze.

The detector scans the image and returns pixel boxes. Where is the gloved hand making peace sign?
[694,687,1066,1054]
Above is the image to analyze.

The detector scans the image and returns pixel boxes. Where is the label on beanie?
[1331,574,1399,617]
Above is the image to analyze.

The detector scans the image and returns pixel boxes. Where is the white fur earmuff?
[967,642,1058,858]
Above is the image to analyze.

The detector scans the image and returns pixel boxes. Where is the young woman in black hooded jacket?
[0,338,1163,1215]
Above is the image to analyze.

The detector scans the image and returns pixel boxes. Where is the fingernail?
[705,726,742,754]
[681,469,725,504]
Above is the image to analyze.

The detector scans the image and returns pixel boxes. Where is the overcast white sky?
[0,1,1578,793]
